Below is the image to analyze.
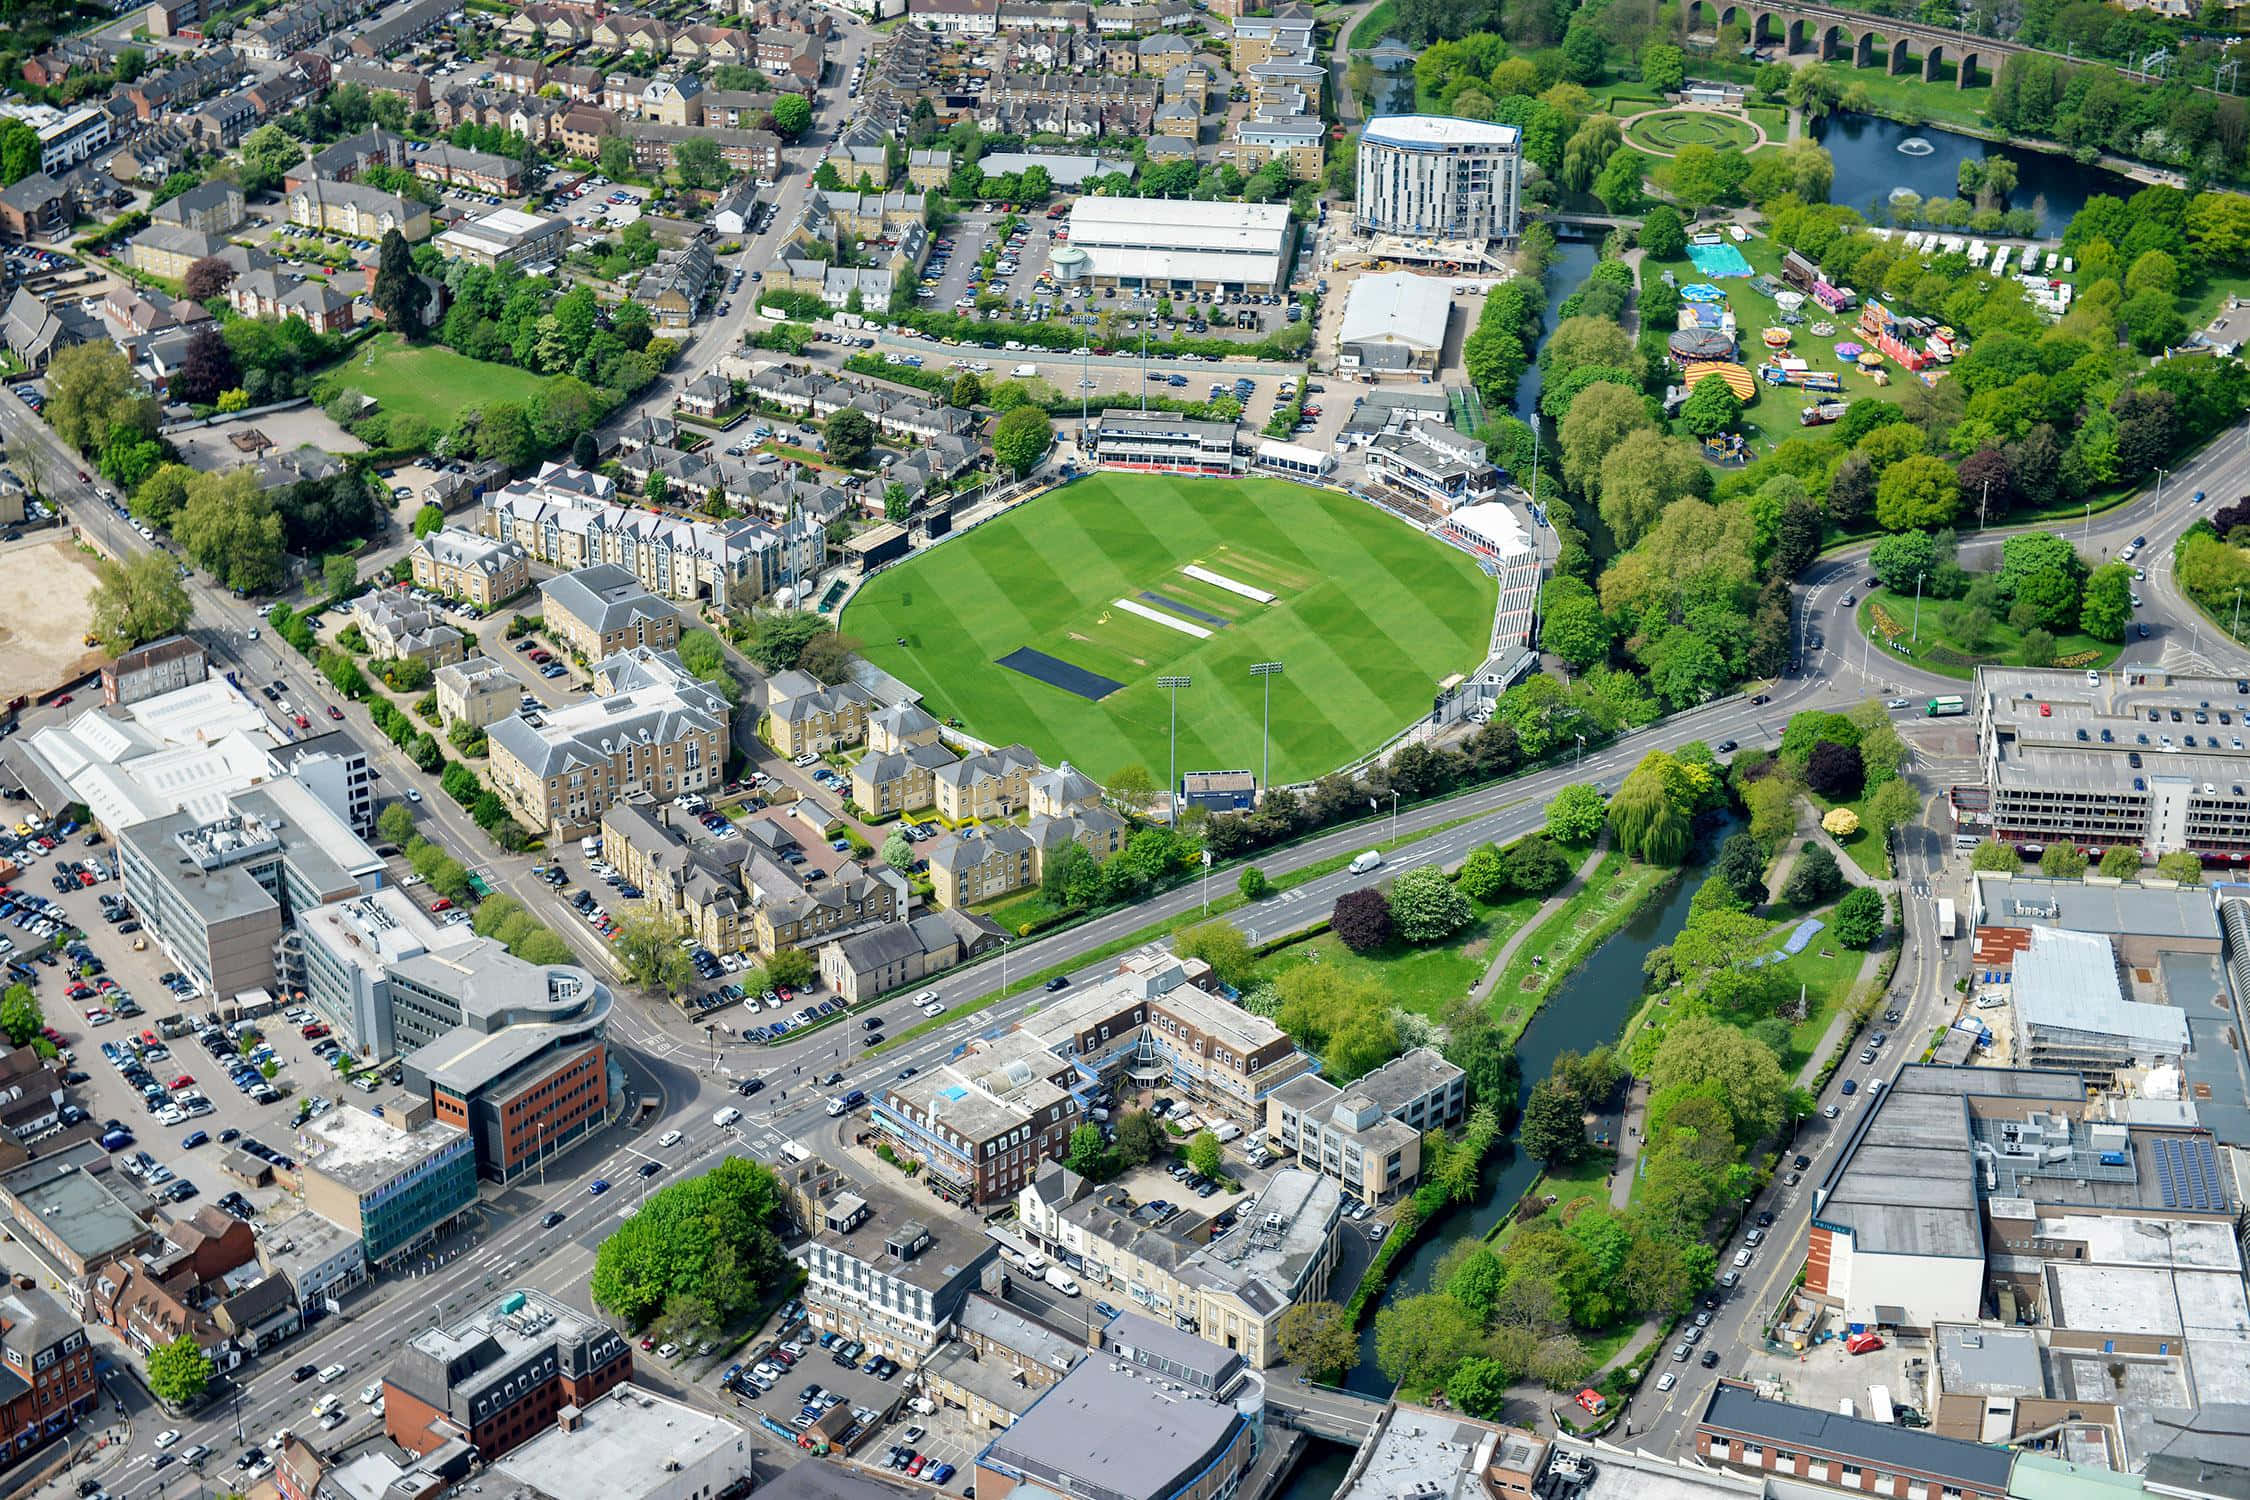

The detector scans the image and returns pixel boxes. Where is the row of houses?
[430,85,785,180]
[496,7,824,85]
[903,0,1194,34]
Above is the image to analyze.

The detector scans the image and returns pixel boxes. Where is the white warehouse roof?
[1338,272,1453,355]
[1065,197,1290,287]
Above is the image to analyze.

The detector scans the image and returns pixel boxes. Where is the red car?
[1845,1332,1885,1355]
[327,705,344,721]
[52,694,71,707]
[301,1023,329,1040]
[170,1075,194,1091]
[75,471,88,484]
[907,1457,927,1478]
[293,713,310,729]
[640,1335,656,1351]
[76,870,94,887]
[429,898,453,912]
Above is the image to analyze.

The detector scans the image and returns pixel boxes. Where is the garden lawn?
[1854,587,2120,683]
[335,333,548,429]
[1812,786,1896,881]
[844,473,1497,786]
[1260,889,1545,1019]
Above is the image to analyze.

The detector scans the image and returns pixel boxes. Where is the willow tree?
[1609,755,1692,865]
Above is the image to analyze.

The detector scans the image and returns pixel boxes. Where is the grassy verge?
[1483,855,1676,1037]
[1854,587,2120,684]
[1813,787,1894,880]
[867,809,1503,1052]
[1260,887,1547,1019]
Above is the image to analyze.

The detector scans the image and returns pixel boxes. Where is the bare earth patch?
[0,536,104,702]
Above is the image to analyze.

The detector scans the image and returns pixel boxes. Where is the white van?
[712,1106,741,1128]
[1043,1265,1080,1296]
[1011,363,1038,377]
[580,835,602,859]
[1348,850,1383,875]
[1211,1121,1243,1144]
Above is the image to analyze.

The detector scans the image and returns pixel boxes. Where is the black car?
[1715,739,1737,754]
[1044,975,1070,992]
[1751,693,1771,705]
[1700,1349,1720,1369]
[637,1161,663,1178]
[541,1210,566,1228]
[738,1077,764,1096]
[292,1364,320,1383]
[1793,1154,1811,1170]
[1755,1210,1775,1228]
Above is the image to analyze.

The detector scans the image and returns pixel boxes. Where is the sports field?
[844,474,1498,787]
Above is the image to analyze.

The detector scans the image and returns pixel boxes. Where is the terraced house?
[599,796,752,955]
[486,648,730,836]
[480,462,774,610]
[744,851,901,956]
[539,564,681,664]
[408,528,532,610]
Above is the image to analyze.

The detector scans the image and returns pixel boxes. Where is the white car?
[658,1342,680,1359]
[318,1411,347,1432]
[154,1430,181,1450]
[318,1363,348,1384]
[658,1129,683,1147]
[359,1384,382,1406]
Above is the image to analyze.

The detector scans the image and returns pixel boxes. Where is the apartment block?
[409,527,533,609]
[487,648,730,837]
[873,1031,1080,1207]
[1264,1047,1466,1204]
[540,563,682,663]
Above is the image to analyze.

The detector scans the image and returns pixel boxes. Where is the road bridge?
[1265,1384,1388,1443]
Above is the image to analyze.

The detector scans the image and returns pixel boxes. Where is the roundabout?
[1621,107,1765,157]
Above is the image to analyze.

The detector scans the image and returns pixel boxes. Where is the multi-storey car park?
[1953,666,2250,864]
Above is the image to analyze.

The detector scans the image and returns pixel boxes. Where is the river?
[1339,821,1736,1394]
[1809,114,2138,238]
[1514,238,1602,421]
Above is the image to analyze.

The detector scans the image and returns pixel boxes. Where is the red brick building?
[0,1286,99,1473]
[383,1287,632,1461]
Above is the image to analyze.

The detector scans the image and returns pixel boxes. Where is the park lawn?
[1485,853,1675,1037]
[1808,784,1896,880]
[1747,914,1869,1071]
[1259,888,1546,1020]
[1646,236,1912,463]
[1626,110,1760,155]
[844,473,1497,787]
[1685,54,1993,134]
[1854,587,2120,684]
[336,333,547,429]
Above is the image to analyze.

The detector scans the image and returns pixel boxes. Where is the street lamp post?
[1199,849,1212,913]
[1912,571,1926,645]
[1249,662,1282,795]
[1157,675,1191,825]
[1368,791,1398,847]
[2234,584,2245,642]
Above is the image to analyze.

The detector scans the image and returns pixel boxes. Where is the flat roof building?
[1060,198,1290,291]
[385,1286,633,1462]
[1337,272,1453,374]
[974,1310,1260,1500]
[1961,667,2250,861]
[118,784,383,1003]
[1089,409,1246,476]
[433,207,571,270]
[0,1165,154,1280]
[297,887,471,1058]
[488,1384,752,1500]
[797,1174,995,1367]
[1356,115,1522,244]
[1017,1164,1340,1368]
[299,1106,478,1268]
[391,941,614,1182]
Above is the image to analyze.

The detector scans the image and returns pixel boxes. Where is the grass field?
[334,333,547,428]
[1854,587,2120,682]
[845,474,1498,785]
[1261,888,1547,1020]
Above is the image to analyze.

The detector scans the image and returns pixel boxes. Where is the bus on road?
[1928,695,1968,717]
